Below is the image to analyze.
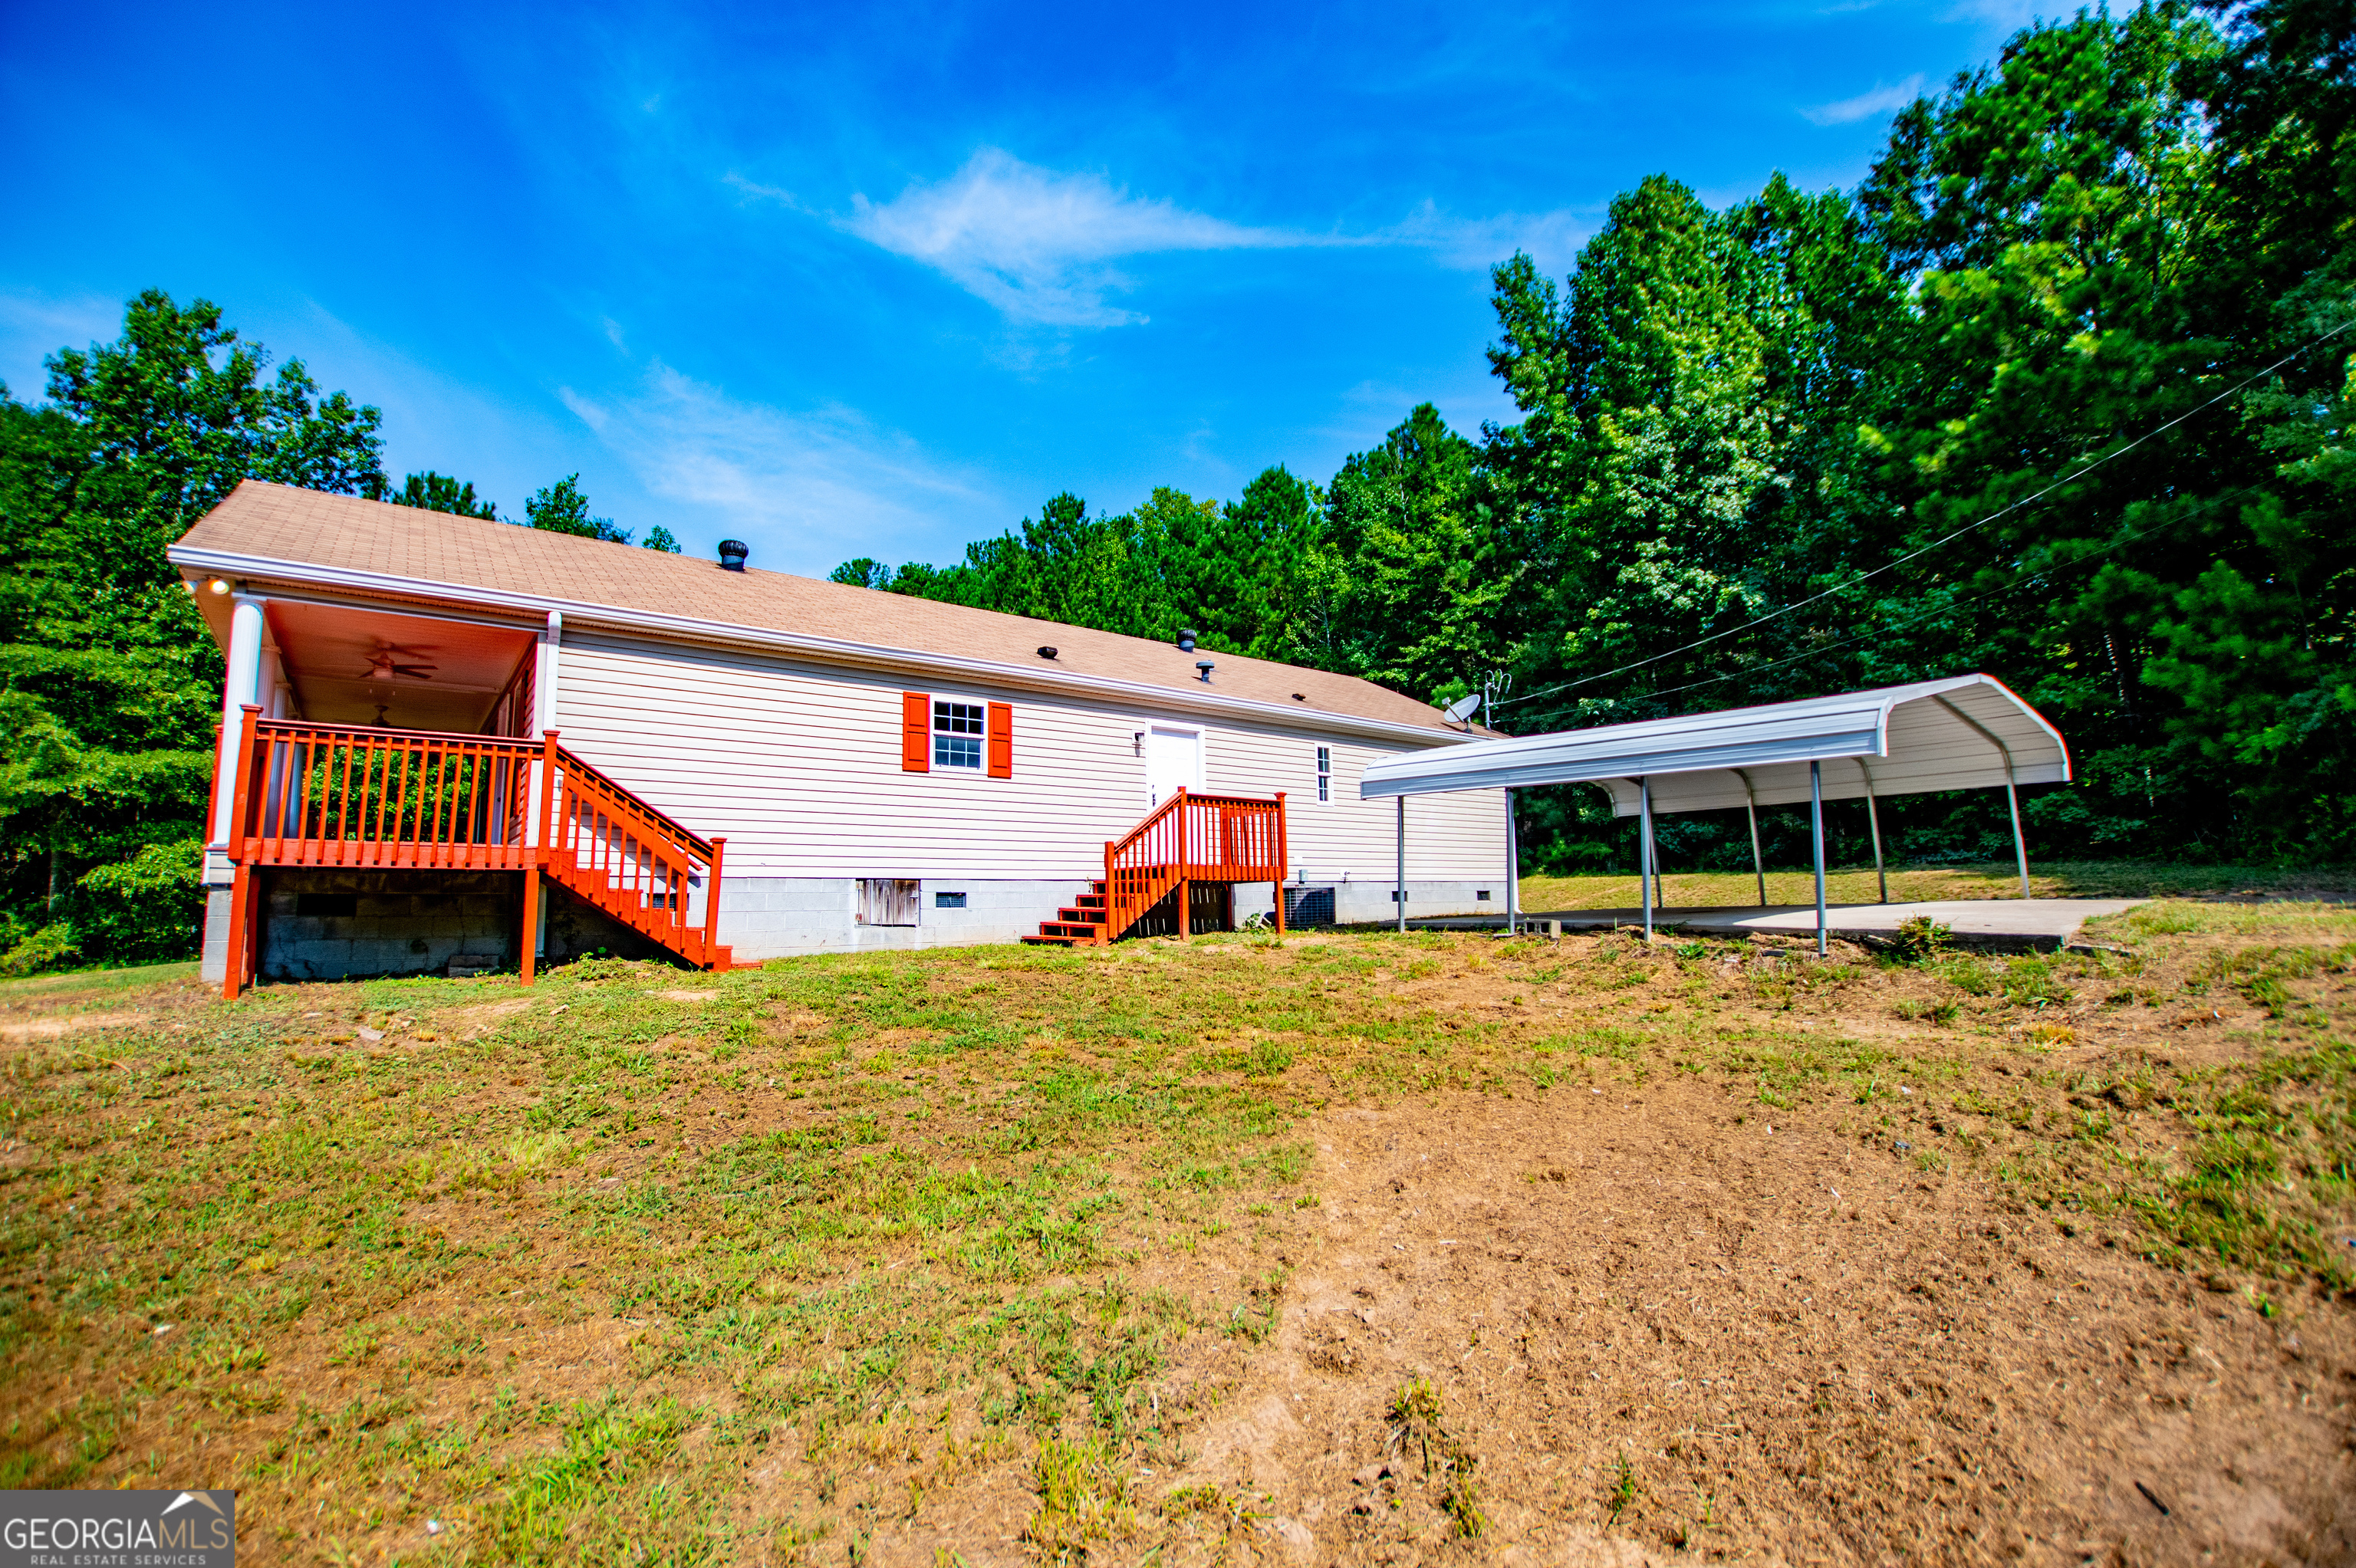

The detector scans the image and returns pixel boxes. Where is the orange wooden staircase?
[215,708,729,995]
[1023,787,1288,947]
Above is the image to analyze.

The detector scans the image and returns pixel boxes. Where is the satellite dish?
[1443,692,1482,723]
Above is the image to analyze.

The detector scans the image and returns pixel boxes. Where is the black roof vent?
[1196,659,1215,682]
[1037,646,1058,659]
[1176,629,1198,653]
[718,539,749,571]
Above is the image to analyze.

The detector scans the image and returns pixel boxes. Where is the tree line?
[834,0,2354,875]
[0,298,676,970]
[0,0,2344,970]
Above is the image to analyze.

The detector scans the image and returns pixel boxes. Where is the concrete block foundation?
[201,871,1512,981]
[200,868,668,985]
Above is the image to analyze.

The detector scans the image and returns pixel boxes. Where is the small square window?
[1476,890,1492,901]
[1316,746,1331,804]
[934,891,967,909]
[934,700,984,769]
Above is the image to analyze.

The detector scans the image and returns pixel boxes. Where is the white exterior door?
[1145,725,1199,809]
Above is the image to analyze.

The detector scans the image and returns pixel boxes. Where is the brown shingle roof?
[170,481,1459,735]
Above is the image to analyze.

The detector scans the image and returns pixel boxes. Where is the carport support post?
[1395,794,1407,935]
[1638,777,1655,942]
[1736,768,1765,907]
[1504,787,1519,935]
[1810,759,1828,958]
[1648,811,1663,911]
[1860,759,1887,903]
[2007,778,2031,900]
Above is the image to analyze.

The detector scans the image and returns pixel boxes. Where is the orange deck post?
[242,863,263,991]
[221,862,250,1001]
[525,729,561,985]
[1272,791,1288,935]
[519,866,541,987]
[218,705,264,1001]
[1174,787,1190,940]
[224,706,261,863]
[703,836,726,966]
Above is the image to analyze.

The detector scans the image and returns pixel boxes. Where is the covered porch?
[193,583,728,994]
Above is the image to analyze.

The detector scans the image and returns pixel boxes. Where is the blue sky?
[1,0,2041,577]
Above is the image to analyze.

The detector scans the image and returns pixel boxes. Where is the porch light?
[207,578,231,595]
[718,539,749,571]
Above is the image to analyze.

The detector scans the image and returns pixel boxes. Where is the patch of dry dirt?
[1123,1086,2354,1566]
[0,1009,153,1043]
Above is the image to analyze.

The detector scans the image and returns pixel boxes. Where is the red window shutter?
[987,702,1013,778]
[901,692,930,772]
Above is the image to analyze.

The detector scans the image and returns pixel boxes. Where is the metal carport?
[1361,674,2071,953]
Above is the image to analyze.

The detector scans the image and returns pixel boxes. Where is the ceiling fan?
[363,643,438,680]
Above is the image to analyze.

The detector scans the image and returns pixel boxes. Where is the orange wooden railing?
[219,710,727,988]
[542,735,726,967]
[229,714,538,869]
[1099,787,1286,944]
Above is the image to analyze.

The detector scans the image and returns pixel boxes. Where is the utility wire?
[1491,316,2355,713]
[1502,481,2260,726]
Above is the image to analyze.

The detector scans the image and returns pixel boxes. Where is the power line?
[1492,316,2354,713]
[1501,481,2260,727]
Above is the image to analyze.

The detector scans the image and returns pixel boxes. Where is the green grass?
[0,958,200,1000]
[1518,858,2356,913]
[0,906,2348,1558]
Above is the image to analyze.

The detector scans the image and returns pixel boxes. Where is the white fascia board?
[1360,725,1886,797]
[167,545,1470,751]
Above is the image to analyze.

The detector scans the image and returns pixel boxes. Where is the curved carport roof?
[1360,674,2068,809]
[1359,674,2071,952]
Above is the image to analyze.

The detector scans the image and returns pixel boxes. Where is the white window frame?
[933,699,986,771]
[1316,745,1331,804]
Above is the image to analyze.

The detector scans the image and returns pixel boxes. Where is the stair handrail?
[548,741,714,859]
[1101,787,1183,941]
[1098,788,1288,943]
[542,736,720,953]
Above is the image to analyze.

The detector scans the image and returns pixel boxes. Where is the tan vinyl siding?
[551,631,1508,882]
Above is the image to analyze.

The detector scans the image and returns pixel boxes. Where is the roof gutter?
[168,544,1473,751]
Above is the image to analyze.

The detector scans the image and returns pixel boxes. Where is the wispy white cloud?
[560,363,1005,574]
[824,149,1323,327]
[735,150,1592,328]
[1801,73,1926,126]
[722,171,801,208]
[1942,0,2050,26]
[0,288,127,399]
[1380,200,1592,274]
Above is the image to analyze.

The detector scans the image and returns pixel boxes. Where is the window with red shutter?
[987,702,1012,777]
[901,692,930,771]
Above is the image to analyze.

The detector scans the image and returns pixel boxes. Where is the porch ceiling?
[267,600,534,731]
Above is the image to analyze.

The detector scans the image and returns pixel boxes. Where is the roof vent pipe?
[1196,660,1215,682]
[1176,629,1197,652]
[718,539,749,571]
